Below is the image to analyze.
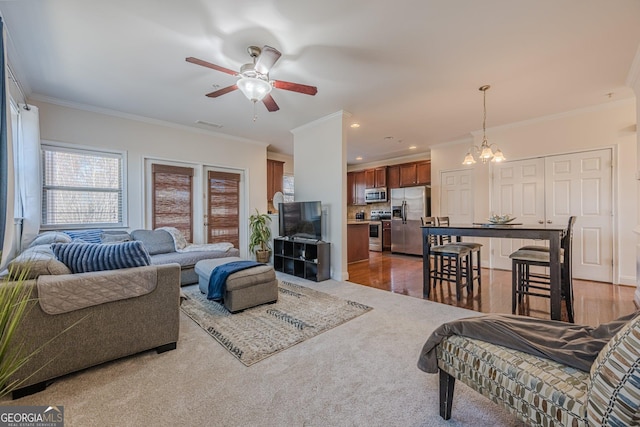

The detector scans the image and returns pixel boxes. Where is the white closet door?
[545,149,613,282]
[491,158,546,270]
[440,169,473,224]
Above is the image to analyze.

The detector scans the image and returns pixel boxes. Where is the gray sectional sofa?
[3,256,181,398]
[129,229,240,285]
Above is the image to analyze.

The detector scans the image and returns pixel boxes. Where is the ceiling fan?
[186,45,318,113]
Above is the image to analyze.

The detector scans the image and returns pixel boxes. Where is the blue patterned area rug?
[180,281,372,366]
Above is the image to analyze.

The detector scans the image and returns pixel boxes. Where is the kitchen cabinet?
[347,223,369,263]
[382,220,391,251]
[347,170,366,205]
[266,159,284,201]
[399,163,418,187]
[365,167,387,188]
[347,171,355,205]
[387,165,400,189]
[416,161,431,185]
[397,160,431,187]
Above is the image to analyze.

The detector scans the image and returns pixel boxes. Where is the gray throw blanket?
[417,311,639,373]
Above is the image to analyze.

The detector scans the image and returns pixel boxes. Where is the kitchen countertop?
[347,220,371,225]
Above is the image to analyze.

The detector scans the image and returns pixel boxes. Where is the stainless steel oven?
[369,221,382,252]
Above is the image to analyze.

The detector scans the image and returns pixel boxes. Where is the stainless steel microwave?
[364,187,387,203]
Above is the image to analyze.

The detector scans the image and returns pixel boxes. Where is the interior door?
[491,157,546,270]
[491,149,613,282]
[440,169,474,224]
[544,149,613,282]
[205,168,243,250]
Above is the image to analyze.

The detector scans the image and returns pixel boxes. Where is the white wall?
[33,99,269,256]
[431,100,637,285]
[292,111,349,281]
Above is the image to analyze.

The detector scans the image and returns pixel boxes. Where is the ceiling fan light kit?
[462,84,506,165]
[237,76,272,102]
[186,45,318,117]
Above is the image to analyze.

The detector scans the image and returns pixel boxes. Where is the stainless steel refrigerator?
[391,186,429,255]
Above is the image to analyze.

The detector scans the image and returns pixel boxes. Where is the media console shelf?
[273,237,330,282]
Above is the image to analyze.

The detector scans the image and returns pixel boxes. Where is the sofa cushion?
[28,231,72,248]
[51,241,151,274]
[8,245,72,279]
[100,231,132,244]
[131,229,175,255]
[63,229,104,244]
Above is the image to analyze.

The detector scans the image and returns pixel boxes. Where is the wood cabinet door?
[267,159,284,201]
[347,172,355,205]
[375,167,387,188]
[416,161,431,185]
[387,165,400,189]
[364,169,375,188]
[354,170,366,205]
[399,163,417,187]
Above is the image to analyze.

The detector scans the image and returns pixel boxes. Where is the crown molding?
[29,94,270,148]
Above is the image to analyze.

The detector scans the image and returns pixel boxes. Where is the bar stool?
[422,216,472,300]
[436,216,482,292]
[509,216,576,322]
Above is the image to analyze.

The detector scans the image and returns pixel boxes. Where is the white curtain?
[0,104,14,270]
[16,104,41,251]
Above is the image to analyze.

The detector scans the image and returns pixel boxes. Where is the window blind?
[207,170,240,248]
[152,164,194,243]
[41,145,124,228]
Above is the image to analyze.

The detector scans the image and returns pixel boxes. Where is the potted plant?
[249,209,272,263]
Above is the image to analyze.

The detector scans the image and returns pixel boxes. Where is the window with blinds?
[41,144,125,228]
[152,164,194,243]
[207,170,240,248]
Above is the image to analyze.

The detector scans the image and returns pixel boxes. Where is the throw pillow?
[8,245,73,280]
[62,229,104,244]
[51,241,151,274]
[130,229,175,255]
[28,231,72,248]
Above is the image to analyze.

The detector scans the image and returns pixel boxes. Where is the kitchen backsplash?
[347,202,391,219]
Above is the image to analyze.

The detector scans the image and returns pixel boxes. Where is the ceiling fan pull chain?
[253,101,258,122]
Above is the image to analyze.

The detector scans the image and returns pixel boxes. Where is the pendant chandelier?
[462,85,506,165]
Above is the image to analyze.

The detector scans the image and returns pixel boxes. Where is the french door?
[491,149,613,282]
[205,168,242,249]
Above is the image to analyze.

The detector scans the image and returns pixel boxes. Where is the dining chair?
[509,216,576,322]
[422,216,472,300]
[436,216,482,292]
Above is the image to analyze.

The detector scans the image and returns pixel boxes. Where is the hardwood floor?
[347,251,637,326]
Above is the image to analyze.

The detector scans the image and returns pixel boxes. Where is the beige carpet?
[5,274,522,426]
[180,281,372,365]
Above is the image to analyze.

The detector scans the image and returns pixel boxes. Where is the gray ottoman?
[194,257,278,312]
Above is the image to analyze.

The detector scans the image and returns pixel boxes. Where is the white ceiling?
[1,0,639,165]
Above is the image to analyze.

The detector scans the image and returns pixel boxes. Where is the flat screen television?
[278,201,322,240]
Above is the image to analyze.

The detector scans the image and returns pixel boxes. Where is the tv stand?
[273,237,330,282]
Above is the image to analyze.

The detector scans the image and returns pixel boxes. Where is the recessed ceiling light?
[409,145,417,150]
[355,156,363,161]
[350,123,360,128]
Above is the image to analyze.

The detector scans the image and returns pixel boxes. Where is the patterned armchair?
[436,314,640,426]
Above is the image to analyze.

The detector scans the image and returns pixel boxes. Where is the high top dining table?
[421,224,567,321]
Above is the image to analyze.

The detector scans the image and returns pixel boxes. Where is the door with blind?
[206,168,242,249]
[151,164,194,243]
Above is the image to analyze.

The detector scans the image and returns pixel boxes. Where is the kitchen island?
[347,221,369,263]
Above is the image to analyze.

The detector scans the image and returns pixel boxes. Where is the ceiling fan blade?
[254,46,282,75]
[273,80,318,96]
[186,57,238,76]
[205,84,238,98]
[262,94,280,112]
